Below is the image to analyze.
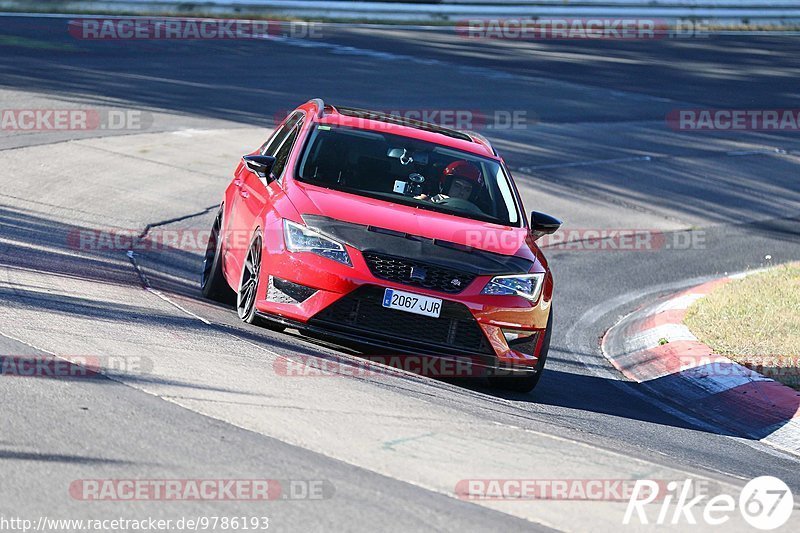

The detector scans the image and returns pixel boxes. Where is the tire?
[200,206,234,303]
[236,231,286,332]
[488,306,553,393]
[237,231,263,324]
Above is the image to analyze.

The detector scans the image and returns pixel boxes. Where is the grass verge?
[684,263,800,390]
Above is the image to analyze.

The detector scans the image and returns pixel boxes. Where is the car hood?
[286,181,540,273]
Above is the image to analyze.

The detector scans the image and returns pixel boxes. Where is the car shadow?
[453,365,800,442]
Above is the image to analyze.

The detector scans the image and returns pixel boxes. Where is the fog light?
[502,329,539,356]
[267,276,317,304]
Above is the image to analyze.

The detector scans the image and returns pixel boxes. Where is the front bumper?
[255,222,552,369]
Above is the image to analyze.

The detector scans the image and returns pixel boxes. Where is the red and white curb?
[602,271,800,456]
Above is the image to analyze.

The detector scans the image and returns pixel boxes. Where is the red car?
[201,99,560,391]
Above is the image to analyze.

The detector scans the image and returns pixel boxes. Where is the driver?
[416,160,483,203]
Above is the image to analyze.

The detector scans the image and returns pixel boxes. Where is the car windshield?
[296,125,520,226]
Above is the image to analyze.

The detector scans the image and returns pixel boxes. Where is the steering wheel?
[436,197,484,215]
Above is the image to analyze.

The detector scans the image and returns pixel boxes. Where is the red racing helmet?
[440,160,484,194]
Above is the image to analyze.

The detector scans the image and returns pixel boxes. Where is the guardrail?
[4,0,800,22]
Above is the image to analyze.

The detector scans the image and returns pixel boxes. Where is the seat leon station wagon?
[201,99,561,392]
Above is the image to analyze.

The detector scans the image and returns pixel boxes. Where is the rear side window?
[271,120,303,180]
[261,112,303,156]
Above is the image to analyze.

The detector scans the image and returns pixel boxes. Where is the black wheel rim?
[201,211,221,289]
[237,236,261,318]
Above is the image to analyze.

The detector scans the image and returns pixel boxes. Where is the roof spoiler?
[309,98,326,118]
[462,130,497,156]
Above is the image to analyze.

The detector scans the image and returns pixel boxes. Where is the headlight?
[481,273,545,302]
[283,219,352,267]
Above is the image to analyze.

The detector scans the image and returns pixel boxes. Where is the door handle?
[234,179,243,188]
[240,190,249,198]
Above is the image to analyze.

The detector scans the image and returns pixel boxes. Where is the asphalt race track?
[1,14,800,531]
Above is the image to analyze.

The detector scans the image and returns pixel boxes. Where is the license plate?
[382,289,442,318]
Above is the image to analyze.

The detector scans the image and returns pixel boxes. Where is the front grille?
[362,252,476,294]
[311,286,493,355]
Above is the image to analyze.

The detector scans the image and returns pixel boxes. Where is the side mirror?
[242,155,276,181]
[530,211,562,241]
